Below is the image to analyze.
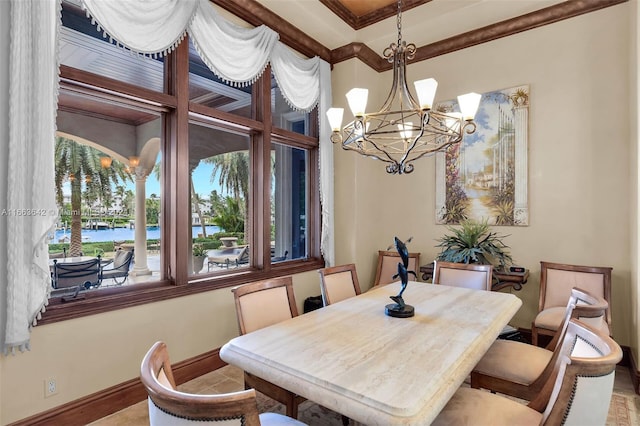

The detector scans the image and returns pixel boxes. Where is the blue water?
[54,225,220,242]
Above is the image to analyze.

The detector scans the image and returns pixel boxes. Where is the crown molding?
[331,0,628,72]
[210,0,627,73]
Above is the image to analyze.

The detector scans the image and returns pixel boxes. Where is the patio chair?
[48,247,67,259]
[100,249,134,285]
[271,250,288,263]
[52,257,101,290]
[208,245,249,270]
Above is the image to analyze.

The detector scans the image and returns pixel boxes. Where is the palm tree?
[54,136,132,256]
[206,151,249,202]
[205,152,249,237]
[190,180,207,238]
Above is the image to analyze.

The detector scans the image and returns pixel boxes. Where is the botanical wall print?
[435,85,529,226]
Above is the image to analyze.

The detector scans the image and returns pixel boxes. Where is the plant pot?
[192,255,206,274]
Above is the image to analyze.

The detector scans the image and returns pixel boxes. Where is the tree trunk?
[69,179,83,256]
[191,176,207,238]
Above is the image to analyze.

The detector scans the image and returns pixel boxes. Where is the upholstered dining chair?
[432,261,493,291]
[470,287,608,401]
[532,261,612,346]
[373,250,420,287]
[231,277,306,419]
[140,341,306,426]
[318,263,362,306]
[434,318,622,426]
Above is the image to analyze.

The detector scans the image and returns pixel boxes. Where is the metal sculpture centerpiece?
[325,0,481,175]
[385,237,418,318]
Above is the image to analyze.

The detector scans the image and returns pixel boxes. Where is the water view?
[53,225,221,243]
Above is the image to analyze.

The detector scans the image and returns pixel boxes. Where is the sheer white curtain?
[3,0,61,354]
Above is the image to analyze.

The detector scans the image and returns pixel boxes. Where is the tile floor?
[90,365,639,425]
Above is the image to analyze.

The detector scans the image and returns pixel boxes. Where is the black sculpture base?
[385,303,415,318]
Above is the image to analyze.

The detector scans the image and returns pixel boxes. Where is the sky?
[63,161,229,201]
[125,162,229,200]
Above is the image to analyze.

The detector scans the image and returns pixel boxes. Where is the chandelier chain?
[397,0,403,45]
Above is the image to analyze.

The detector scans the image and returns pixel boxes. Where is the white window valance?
[82,0,323,112]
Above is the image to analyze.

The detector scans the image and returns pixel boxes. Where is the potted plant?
[192,243,207,274]
[435,218,513,271]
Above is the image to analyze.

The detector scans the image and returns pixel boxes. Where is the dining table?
[220,281,522,425]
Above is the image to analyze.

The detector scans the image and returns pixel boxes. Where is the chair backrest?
[232,276,298,335]
[49,247,67,259]
[546,287,609,353]
[318,263,361,306]
[53,258,101,289]
[140,341,261,426]
[433,261,493,291]
[539,261,612,328]
[536,319,622,426]
[113,249,134,271]
[374,250,420,286]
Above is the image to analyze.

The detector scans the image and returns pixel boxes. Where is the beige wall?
[0,270,321,424]
[333,4,634,343]
[0,2,638,424]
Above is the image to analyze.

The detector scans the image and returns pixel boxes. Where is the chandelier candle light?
[326,0,481,175]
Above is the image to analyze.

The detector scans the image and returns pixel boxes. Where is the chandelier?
[326,0,481,175]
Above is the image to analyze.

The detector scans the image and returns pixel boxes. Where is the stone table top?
[221,281,522,425]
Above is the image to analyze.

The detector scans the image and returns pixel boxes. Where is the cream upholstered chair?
[318,263,361,306]
[373,250,420,287]
[434,318,622,426]
[140,341,305,426]
[232,277,306,419]
[470,287,608,400]
[433,261,492,291]
[532,261,612,346]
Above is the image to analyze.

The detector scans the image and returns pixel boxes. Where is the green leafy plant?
[192,243,206,257]
[435,218,513,271]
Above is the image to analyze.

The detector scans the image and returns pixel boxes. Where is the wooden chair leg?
[531,323,538,346]
[470,372,480,389]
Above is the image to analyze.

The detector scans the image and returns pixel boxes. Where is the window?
[44,2,323,323]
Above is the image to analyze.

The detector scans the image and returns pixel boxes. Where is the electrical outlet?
[44,377,58,397]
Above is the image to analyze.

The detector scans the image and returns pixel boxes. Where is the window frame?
[42,37,324,325]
